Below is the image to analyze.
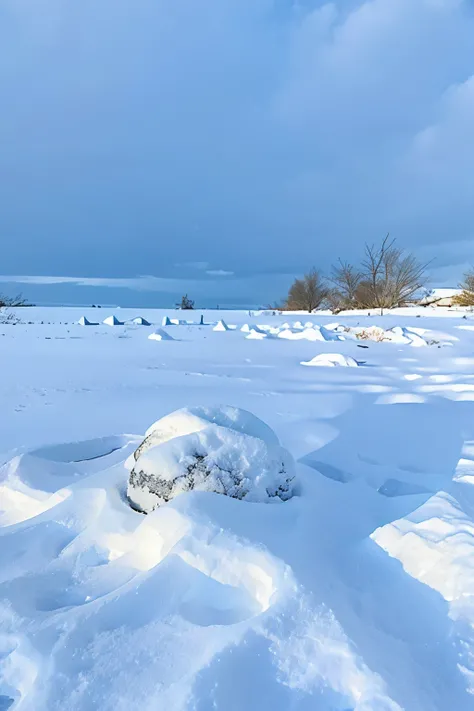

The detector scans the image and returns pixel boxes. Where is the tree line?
[283,235,431,314]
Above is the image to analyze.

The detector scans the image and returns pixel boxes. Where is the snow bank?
[341,324,429,346]
[277,326,343,342]
[77,316,96,326]
[301,353,359,368]
[148,329,174,341]
[372,491,474,692]
[103,315,124,326]
[127,408,295,513]
[130,316,151,326]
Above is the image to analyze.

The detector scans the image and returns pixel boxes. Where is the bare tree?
[0,293,27,323]
[328,260,362,311]
[454,269,474,307]
[285,269,327,312]
[361,235,428,314]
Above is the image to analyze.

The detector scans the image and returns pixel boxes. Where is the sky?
[1,0,474,307]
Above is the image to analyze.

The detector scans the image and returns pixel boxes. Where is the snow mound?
[301,353,359,367]
[130,405,279,464]
[130,316,151,326]
[213,320,230,332]
[240,323,265,333]
[77,316,95,326]
[372,491,474,692]
[344,324,428,346]
[127,422,296,513]
[246,329,268,340]
[103,315,124,326]
[148,329,174,341]
[277,326,342,342]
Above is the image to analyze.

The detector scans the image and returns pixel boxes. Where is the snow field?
[1,306,474,710]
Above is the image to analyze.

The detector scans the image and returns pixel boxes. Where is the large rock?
[129,405,279,464]
[127,407,295,513]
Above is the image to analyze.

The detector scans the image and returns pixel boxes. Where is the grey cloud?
[1,0,473,293]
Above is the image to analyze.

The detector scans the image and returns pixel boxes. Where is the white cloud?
[206,270,234,276]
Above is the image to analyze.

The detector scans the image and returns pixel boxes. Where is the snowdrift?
[301,353,359,368]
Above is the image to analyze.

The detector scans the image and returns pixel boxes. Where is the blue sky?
[1,0,474,307]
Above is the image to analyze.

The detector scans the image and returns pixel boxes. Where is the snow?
[213,319,230,331]
[130,316,151,326]
[127,416,295,513]
[246,328,268,339]
[103,315,124,326]
[2,304,474,710]
[301,353,360,368]
[419,288,462,305]
[132,404,279,463]
[148,328,174,341]
[77,315,96,326]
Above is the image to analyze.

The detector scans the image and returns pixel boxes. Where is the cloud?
[0,272,294,304]
[206,270,234,276]
[0,0,473,289]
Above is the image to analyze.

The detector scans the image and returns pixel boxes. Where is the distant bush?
[284,269,327,312]
[177,294,195,310]
[453,269,474,307]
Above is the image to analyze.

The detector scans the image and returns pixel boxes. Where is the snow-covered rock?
[130,404,279,464]
[301,353,359,367]
[130,316,151,326]
[241,323,265,334]
[103,315,124,326]
[148,329,174,341]
[77,316,95,326]
[246,329,268,339]
[127,408,295,513]
[162,316,173,326]
[213,320,230,332]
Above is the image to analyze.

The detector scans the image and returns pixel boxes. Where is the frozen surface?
[1,305,474,710]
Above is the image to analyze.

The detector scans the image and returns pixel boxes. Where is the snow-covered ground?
[1,306,474,710]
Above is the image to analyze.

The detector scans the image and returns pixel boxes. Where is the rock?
[126,406,295,512]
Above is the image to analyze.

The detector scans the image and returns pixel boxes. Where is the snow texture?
[2,304,474,711]
[131,404,280,462]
